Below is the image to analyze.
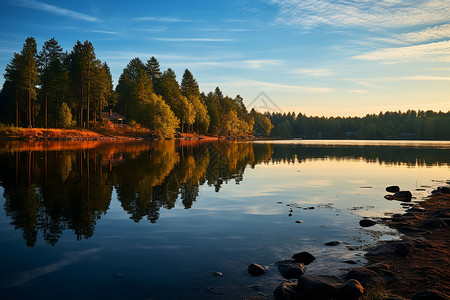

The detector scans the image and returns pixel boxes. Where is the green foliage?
[268,110,450,140]
[57,102,72,128]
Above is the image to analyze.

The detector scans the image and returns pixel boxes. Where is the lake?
[0,140,449,299]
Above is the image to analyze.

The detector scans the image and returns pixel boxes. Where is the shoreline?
[268,185,450,300]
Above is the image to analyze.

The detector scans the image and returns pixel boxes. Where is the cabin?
[100,110,126,125]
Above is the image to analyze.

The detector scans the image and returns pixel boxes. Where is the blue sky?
[1,0,449,117]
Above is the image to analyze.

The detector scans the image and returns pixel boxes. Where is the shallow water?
[0,140,448,299]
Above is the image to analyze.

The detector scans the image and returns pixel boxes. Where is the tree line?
[268,110,450,140]
[0,37,272,138]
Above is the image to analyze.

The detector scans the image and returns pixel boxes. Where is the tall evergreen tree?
[145,56,162,92]
[18,37,38,128]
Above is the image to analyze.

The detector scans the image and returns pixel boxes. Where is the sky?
[0,0,449,117]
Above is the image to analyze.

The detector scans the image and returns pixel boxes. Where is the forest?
[0,37,270,138]
[1,37,449,140]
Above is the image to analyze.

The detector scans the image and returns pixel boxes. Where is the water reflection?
[0,140,447,247]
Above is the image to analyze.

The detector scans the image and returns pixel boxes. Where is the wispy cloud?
[348,89,369,94]
[135,16,198,23]
[397,24,450,43]
[353,40,450,62]
[270,0,450,29]
[89,30,119,35]
[244,79,334,93]
[293,68,334,77]
[14,0,99,22]
[153,37,235,42]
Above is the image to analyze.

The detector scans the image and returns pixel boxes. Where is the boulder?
[412,289,450,300]
[386,186,400,193]
[431,186,450,195]
[359,219,376,227]
[273,281,302,300]
[335,279,364,300]
[297,275,343,300]
[248,263,265,276]
[276,259,306,279]
[344,267,384,287]
[343,260,358,264]
[291,252,316,265]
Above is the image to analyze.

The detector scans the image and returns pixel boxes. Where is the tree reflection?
[0,140,447,247]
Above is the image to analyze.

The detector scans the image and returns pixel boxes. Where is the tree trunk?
[28,90,32,128]
[87,63,90,127]
[15,87,18,127]
[80,72,84,127]
[45,90,48,128]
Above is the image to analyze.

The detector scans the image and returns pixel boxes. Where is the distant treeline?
[0,37,271,138]
[268,110,450,140]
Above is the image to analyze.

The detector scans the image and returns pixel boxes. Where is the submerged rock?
[292,252,316,265]
[386,186,400,193]
[248,263,265,276]
[335,279,364,300]
[276,259,306,279]
[359,219,376,227]
[393,241,415,256]
[385,191,413,201]
[324,241,340,246]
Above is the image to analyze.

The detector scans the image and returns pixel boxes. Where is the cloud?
[14,0,99,22]
[153,37,235,42]
[242,79,334,93]
[135,17,197,23]
[89,30,119,34]
[243,60,282,68]
[293,68,334,77]
[270,0,450,28]
[398,24,450,43]
[348,89,369,94]
[353,40,450,62]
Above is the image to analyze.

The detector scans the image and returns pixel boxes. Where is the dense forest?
[1,37,449,139]
[268,110,450,140]
[0,37,270,138]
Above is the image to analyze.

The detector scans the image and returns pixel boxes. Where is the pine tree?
[18,37,38,128]
[145,56,162,92]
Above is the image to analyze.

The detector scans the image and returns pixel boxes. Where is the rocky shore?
[247,185,450,300]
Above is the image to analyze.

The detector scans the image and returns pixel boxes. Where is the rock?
[386,186,400,193]
[386,296,408,300]
[344,267,384,287]
[393,241,415,256]
[324,241,340,246]
[343,260,358,264]
[292,252,316,265]
[431,186,450,195]
[273,281,301,300]
[212,271,223,277]
[421,219,443,229]
[335,279,364,300]
[359,219,376,227]
[276,259,306,279]
[297,275,343,300]
[412,289,450,300]
[295,220,303,223]
[248,263,265,276]
[385,191,413,202]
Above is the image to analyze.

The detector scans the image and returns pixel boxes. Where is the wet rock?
[324,241,340,246]
[295,220,303,224]
[431,186,450,195]
[297,275,343,300]
[393,241,415,256]
[292,252,316,265]
[273,281,301,300]
[248,263,265,276]
[335,279,364,300]
[412,289,450,300]
[212,271,223,277]
[343,260,358,264]
[386,186,400,193]
[420,219,443,229]
[359,219,376,227]
[288,213,292,217]
[385,191,412,202]
[276,259,306,279]
[344,267,385,287]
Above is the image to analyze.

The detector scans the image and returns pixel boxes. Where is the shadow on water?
[0,140,448,247]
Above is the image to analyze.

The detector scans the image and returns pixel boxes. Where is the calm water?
[0,140,448,299]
